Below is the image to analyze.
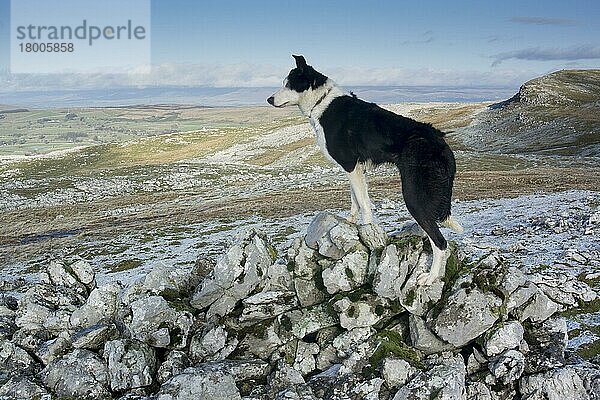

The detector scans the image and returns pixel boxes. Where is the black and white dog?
[268,55,463,286]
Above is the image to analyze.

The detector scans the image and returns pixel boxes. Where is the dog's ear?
[292,54,307,70]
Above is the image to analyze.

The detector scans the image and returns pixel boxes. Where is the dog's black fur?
[272,56,457,251]
[319,96,456,250]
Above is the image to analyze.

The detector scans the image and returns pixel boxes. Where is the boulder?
[305,212,363,260]
[431,288,502,347]
[104,339,157,391]
[41,349,110,400]
[128,295,194,349]
[392,355,466,400]
[69,282,121,329]
[157,367,241,400]
[488,349,525,384]
[484,321,524,357]
[0,376,48,400]
[520,367,589,400]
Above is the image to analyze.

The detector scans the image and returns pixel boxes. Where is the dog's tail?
[440,215,464,234]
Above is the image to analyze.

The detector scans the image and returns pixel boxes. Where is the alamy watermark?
[10,0,150,73]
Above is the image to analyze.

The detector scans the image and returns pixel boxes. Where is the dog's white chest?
[310,118,338,165]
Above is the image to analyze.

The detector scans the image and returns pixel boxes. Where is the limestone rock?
[72,321,118,350]
[516,290,559,323]
[157,367,241,400]
[520,366,589,400]
[484,321,524,357]
[321,250,368,294]
[305,212,362,260]
[293,341,320,375]
[241,291,298,323]
[392,355,466,400]
[104,339,157,391]
[333,297,388,330]
[373,244,408,300]
[409,314,453,355]
[0,376,48,400]
[157,350,191,384]
[189,325,235,363]
[488,349,525,384]
[34,336,71,365]
[41,349,110,400]
[69,282,121,329]
[191,231,275,319]
[357,224,387,251]
[0,340,39,378]
[129,295,193,349]
[432,288,501,347]
[382,357,418,389]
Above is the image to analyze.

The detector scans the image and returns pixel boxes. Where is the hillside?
[456,69,600,156]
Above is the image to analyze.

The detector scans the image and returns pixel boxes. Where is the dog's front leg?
[348,165,373,224]
[348,190,359,223]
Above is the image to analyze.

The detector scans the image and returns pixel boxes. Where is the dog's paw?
[416,272,437,286]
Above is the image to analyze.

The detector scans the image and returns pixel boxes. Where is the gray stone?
[141,262,194,297]
[466,382,492,400]
[506,282,538,313]
[281,303,337,340]
[41,349,110,400]
[0,376,48,400]
[332,327,374,358]
[498,267,527,296]
[70,259,96,287]
[293,341,320,375]
[157,367,241,400]
[357,223,387,250]
[129,295,194,348]
[392,354,466,400]
[70,282,121,329]
[157,350,191,384]
[305,212,362,260]
[34,336,71,365]
[432,288,502,347]
[373,244,408,300]
[333,297,387,330]
[189,325,233,363]
[398,240,444,316]
[72,322,118,350]
[321,249,368,294]
[382,357,418,389]
[46,260,88,294]
[409,314,453,355]
[523,317,568,374]
[241,291,298,322]
[488,349,525,384]
[520,366,589,400]
[268,360,305,394]
[484,321,524,356]
[288,239,326,308]
[16,284,84,333]
[0,340,38,378]
[530,271,597,307]
[263,261,295,292]
[191,231,274,319]
[104,339,157,391]
[516,290,559,323]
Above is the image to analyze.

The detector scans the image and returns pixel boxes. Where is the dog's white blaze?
[271,85,300,107]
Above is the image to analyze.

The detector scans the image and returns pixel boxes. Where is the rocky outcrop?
[0,211,598,399]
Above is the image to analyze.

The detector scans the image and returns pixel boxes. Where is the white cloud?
[0,62,535,92]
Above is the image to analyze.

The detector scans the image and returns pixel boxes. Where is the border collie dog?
[268,55,463,286]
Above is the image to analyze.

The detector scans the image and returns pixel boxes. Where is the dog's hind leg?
[348,164,373,224]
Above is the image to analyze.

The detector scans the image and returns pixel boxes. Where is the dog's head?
[267,55,328,108]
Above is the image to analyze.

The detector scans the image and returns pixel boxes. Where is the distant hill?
[457,69,600,156]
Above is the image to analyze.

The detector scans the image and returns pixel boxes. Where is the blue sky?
[1,0,600,90]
